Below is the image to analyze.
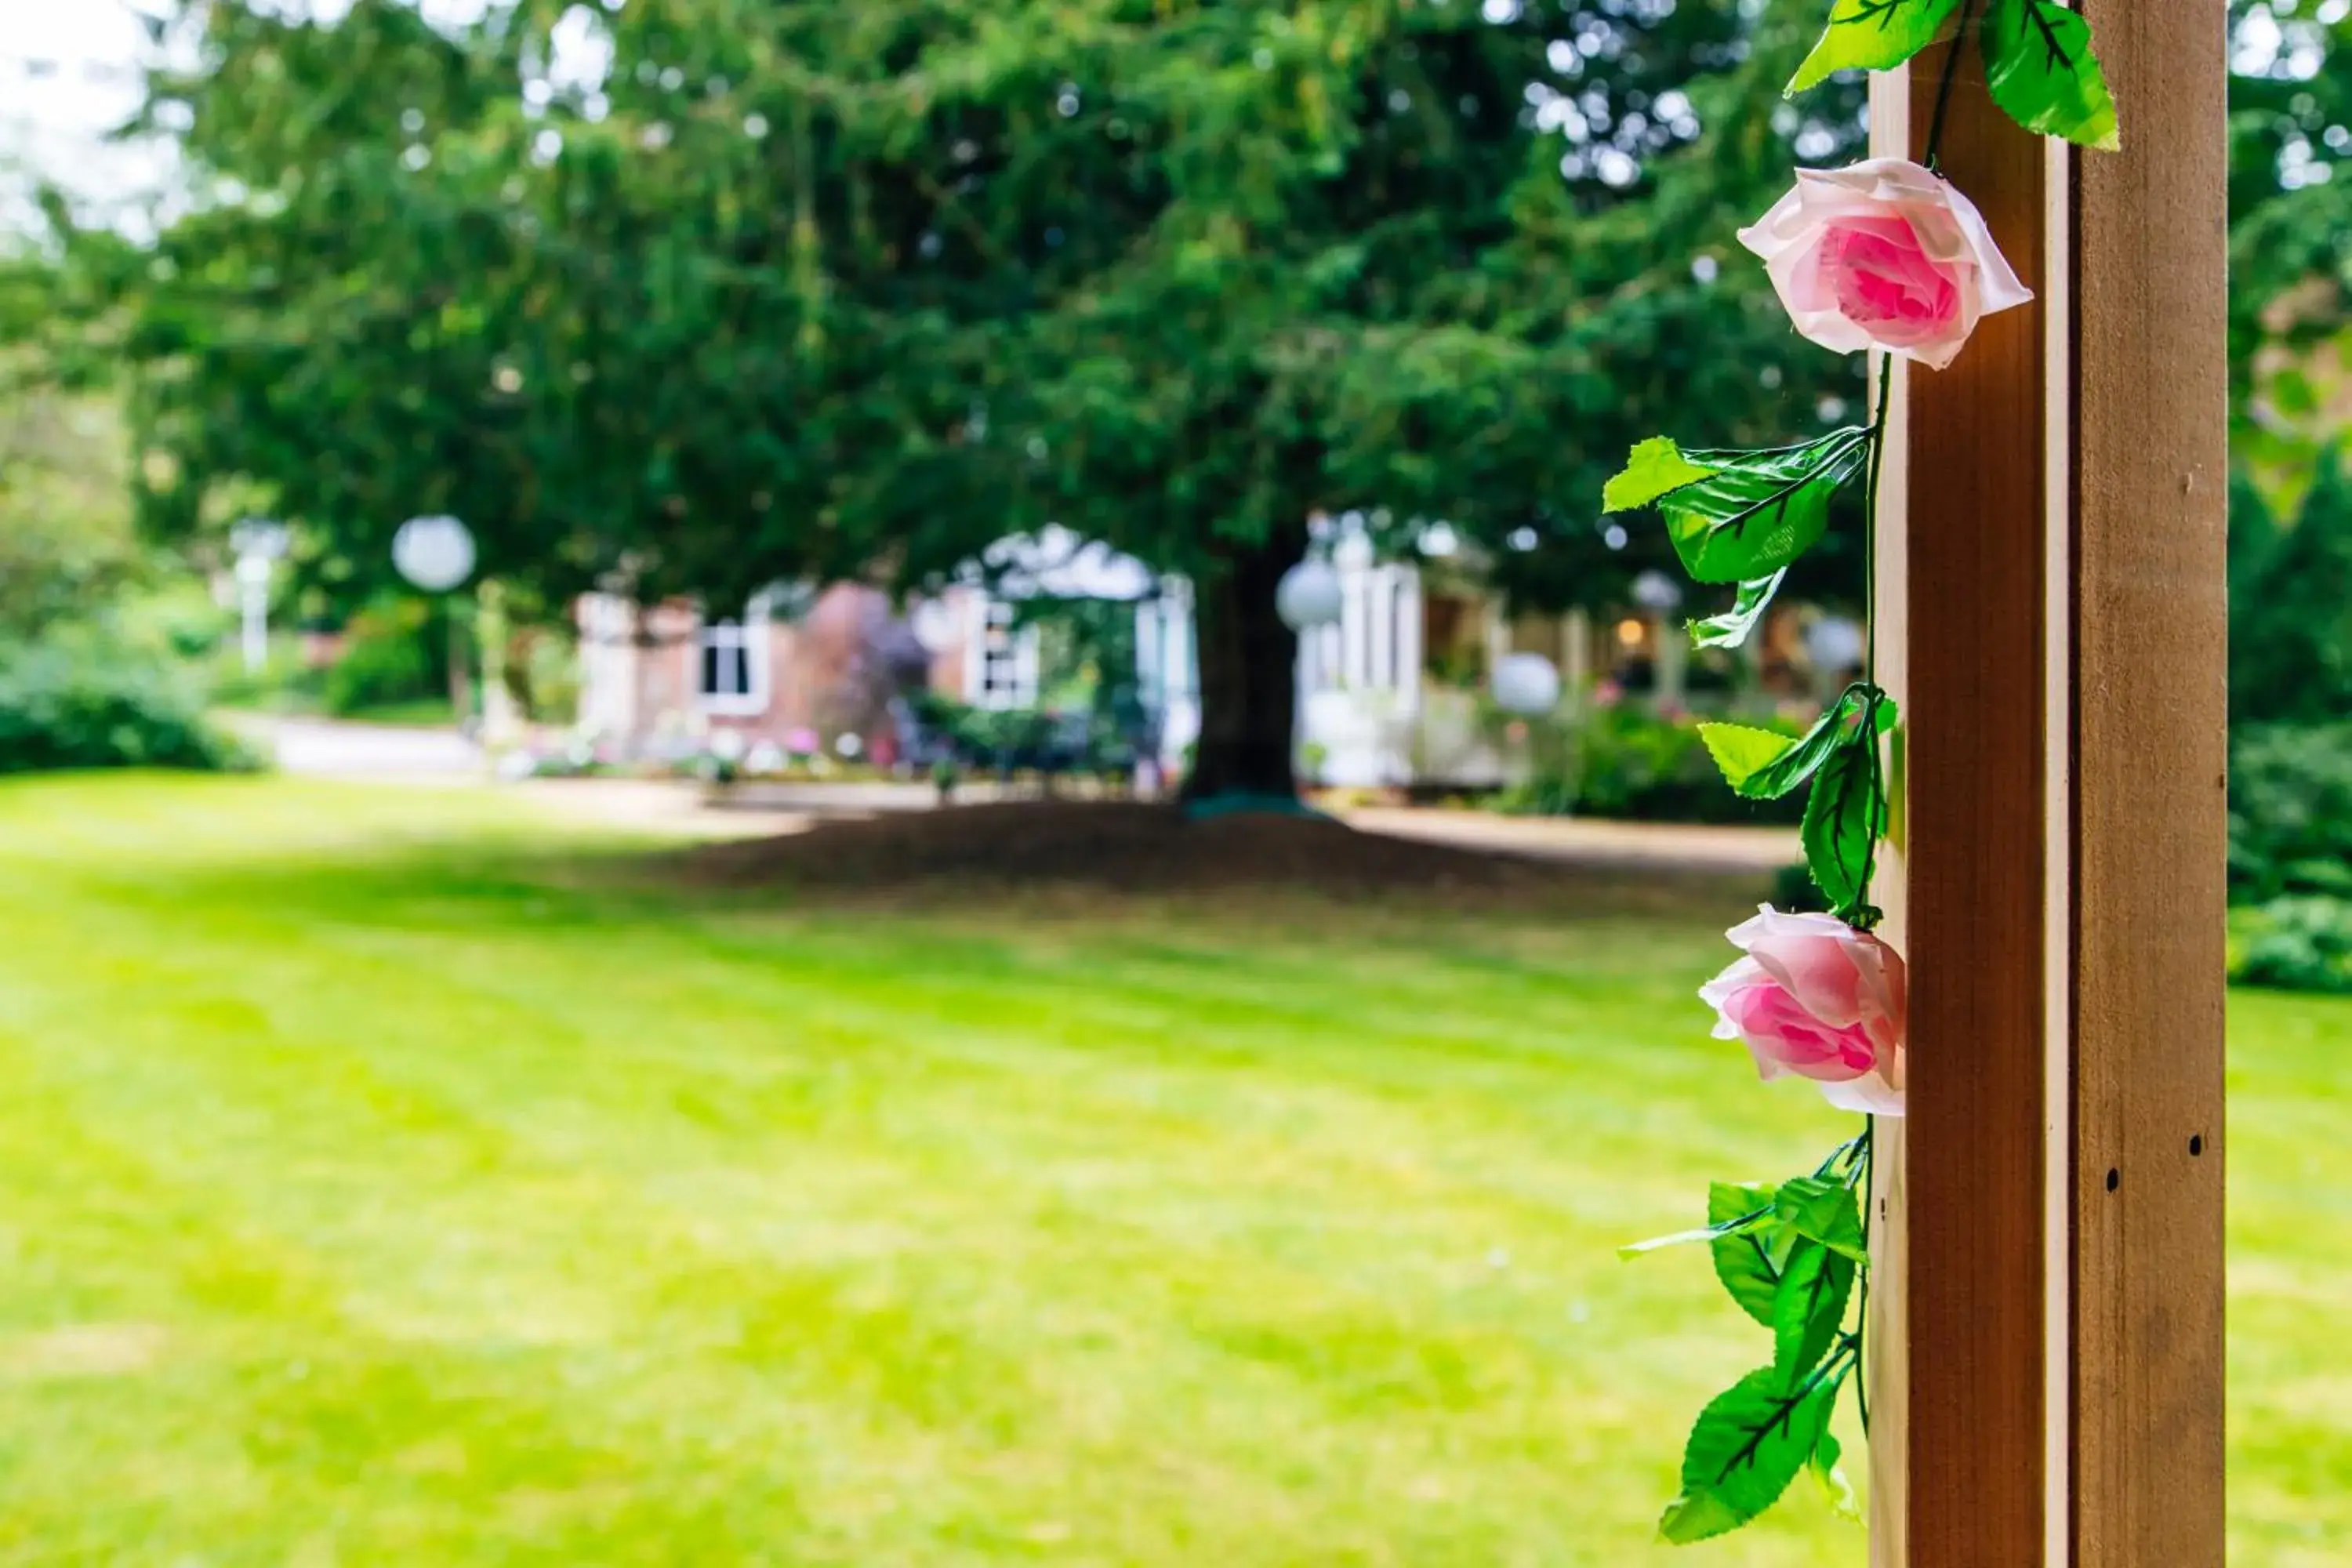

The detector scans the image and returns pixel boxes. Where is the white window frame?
[966,597,1040,710]
[696,593,772,717]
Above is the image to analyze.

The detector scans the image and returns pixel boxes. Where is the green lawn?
[0,775,2342,1566]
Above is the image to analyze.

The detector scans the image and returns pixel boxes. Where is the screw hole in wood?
[2190,1134,2205,1157]
[2105,1167,2121,1193]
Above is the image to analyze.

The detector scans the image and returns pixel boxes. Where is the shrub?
[2219,721,2352,994]
[2230,898,2352,994]
[1497,706,1807,826]
[2227,722,2352,902]
[210,644,327,711]
[0,637,256,774]
[2231,452,2352,727]
[324,601,439,717]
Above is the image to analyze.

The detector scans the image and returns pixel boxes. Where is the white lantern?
[909,598,957,651]
[393,514,477,593]
[1276,559,1344,631]
[1494,652,1563,716]
[1806,615,1867,673]
[1632,569,1684,612]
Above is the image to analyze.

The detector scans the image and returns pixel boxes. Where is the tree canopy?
[2234,447,2352,727]
[2228,2,2352,471]
[27,2,2336,786]
[23,0,1880,789]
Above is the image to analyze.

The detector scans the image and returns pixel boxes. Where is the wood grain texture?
[1864,344,1911,1567]
[2071,3,2230,1565]
[1901,36,2053,1568]
[1863,82,1912,1568]
[1864,345,1911,1564]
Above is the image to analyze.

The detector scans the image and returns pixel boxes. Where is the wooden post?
[2071,4,2230,1564]
[1863,68,1914,1568]
[1867,5,2227,1563]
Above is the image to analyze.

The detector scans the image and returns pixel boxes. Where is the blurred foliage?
[323,596,441,717]
[1494,702,1806,826]
[209,643,328,713]
[0,630,256,774]
[2232,896,2352,993]
[2228,720,2352,903]
[2230,447,2352,726]
[0,387,143,640]
[2224,453,2352,997]
[1769,860,1832,915]
[2229,2,2352,475]
[911,688,1139,779]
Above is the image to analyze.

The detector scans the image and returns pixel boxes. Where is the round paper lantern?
[1276,560,1344,631]
[1494,652,1563,716]
[393,514,477,593]
[1632,568,1684,612]
[1806,615,1867,673]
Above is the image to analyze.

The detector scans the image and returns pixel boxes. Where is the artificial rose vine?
[1605,2,2118,1544]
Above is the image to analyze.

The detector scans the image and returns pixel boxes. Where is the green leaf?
[1788,0,1962,96]
[1981,0,2121,153]
[1708,1181,1791,1325]
[1699,686,1869,801]
[1602,435,1720,514]
[1653,430,1872,585]
[1774,1176,1870,1265]
[1698,724,1798,795]
[1811,1431,1862,1522]
[1802,735,1886,919]
[1690,570,1788,652]
[1771,1239,1857,1387]
[1658,1362,1849,1544]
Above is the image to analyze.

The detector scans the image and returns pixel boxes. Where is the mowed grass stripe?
[5,774,2344,1564]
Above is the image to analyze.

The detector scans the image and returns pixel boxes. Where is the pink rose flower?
[1699,905,1907,1116]
[1737,158,2032,372]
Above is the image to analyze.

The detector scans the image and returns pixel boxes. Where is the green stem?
[1924,0,1984,174]
[1863,356,1894,691]
[1855,1119,1877,1437]
[1813,1126,1868,1181]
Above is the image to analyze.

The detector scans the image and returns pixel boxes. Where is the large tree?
[49,0,1857,793]
[686,0,1863,794]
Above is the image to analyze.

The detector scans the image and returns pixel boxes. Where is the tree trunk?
[1181,532,1304,801]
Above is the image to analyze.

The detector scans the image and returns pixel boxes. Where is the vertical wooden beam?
[2071,3,2230,1565]
[1871,5,2228,1563]
[1863,72,1912,1568]
[1892,34,2061,1568]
